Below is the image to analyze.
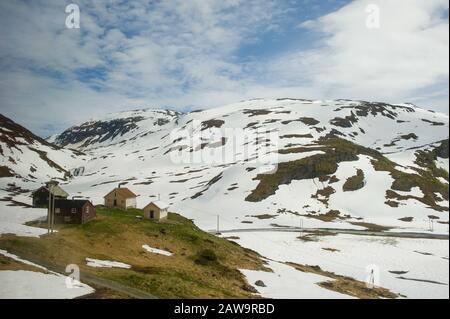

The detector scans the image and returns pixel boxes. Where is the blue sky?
[0,0,448,137]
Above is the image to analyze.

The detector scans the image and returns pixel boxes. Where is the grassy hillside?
[0,207,266,299]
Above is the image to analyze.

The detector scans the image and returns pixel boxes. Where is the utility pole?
[47,183,54,235]
[47,186,51,235]
[51,188,56,234]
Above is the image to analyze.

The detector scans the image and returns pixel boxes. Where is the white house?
[143,201,170,221]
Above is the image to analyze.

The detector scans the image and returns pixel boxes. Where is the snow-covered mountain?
[0,114,86,200]
[1,99,449,298]
[44,99,449,229]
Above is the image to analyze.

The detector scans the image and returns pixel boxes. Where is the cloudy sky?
[0,0,448,137]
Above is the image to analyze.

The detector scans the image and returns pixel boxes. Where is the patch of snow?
[0,271,94,299]
[86,258,131,269]
[241,260,355,299]
[142,245,173,256]
[0,203,47,237]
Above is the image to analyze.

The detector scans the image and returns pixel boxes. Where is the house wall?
[159,208,168,219]
[32,189,66,208]
[33,189,49,207]
[54,207,82,224]
[105,191,136,209]
[82,202,96,223]
[53,202,96,224]
[126,197,137,209]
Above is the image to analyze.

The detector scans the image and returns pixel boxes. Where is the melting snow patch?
[0,203,47,238]
[0,250,94,299]
[240,260,354,299]
[142,245,173,256]
[0,271,94,299]
[86,258,131,269]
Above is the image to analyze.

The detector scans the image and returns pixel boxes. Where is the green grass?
[0,207,266,299]
[246,138,366,202]
[373,158,449,212]
[343,169,365,192]
[246,137,449,213]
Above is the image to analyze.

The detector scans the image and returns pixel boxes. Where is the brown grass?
[0,255,47,273]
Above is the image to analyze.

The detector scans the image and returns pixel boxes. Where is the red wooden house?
[54,199,96,224]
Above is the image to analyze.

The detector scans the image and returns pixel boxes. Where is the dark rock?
[435,140,449,159]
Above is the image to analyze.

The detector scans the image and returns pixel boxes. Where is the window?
[85,206,90,214]
[55,208,61,214]
[71,208,77,214]
[64,216,71,222]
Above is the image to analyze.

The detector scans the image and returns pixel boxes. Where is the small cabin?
[32,184,69,208]
[53,199,96,224]
[143,201,169,221]
[104,187,137,210]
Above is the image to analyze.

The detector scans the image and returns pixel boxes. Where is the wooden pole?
[51,190,56,233]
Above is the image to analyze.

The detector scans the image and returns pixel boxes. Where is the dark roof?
[32,185,69,198]
[54,199,92,209]
[104,187,137,199]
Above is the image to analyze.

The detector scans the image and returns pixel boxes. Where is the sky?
[0,0,448,137]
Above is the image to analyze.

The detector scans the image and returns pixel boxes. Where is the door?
[113,199,117,207]
[150,210,155,219]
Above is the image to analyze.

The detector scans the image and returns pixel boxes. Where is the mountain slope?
[0,114,86,201]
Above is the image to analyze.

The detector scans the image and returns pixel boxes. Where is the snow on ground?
[142,245,173,256]
[0,202,47,237]
[86,258,131,269]
[228,231,449,299]
[0,250,94,299]
[241,260,355,299]
[0,271,94,299]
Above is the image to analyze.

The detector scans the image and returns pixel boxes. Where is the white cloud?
[263,0,449,109]
[0,0,448,136]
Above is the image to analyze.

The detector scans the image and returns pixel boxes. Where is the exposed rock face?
[435,140,449,159]
[53,116,146,148]
[50,109,180,149]
[330,112,359,128]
